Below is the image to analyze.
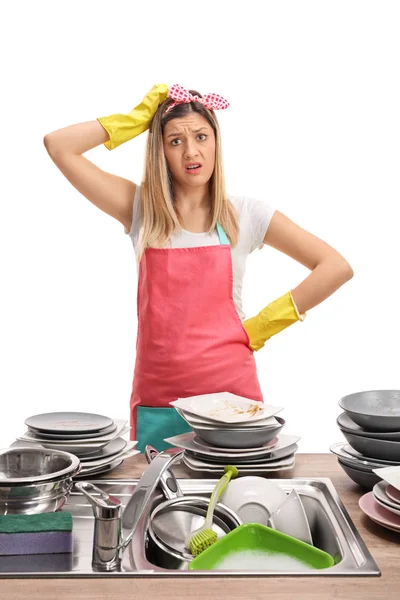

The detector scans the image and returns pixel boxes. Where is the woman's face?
[162,112,216,188]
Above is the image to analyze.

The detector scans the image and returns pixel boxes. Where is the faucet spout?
[74,449,183,571]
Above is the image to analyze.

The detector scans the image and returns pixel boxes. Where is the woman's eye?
[171,134,207,146]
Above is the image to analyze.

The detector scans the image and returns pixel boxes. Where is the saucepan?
[143,445,242,570]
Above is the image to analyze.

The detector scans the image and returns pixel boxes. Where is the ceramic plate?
[177,407,280,429]
[25,412,114,433]
[18,420,130,444]
[220,475,286,525]
[371,466,400,492]
[337,412,400,440]
[191,435,278,454]
[182,453,295,474]
[73,458,125,479]
[80,448,140,470]
[343,444,400,466]
[170,393,283,424]
[188,444,299,465]
[183,450,296,470]
[373,482,400,516]
[164,431,299,459]
[359,491,400,531]
[79,437,128,462]
[386,485,400,504]
[330,442,390,470]
[26,422,117,440]
[79,442,137,467]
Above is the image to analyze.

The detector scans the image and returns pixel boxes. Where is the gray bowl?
[337,459,382,489]
[339,390,400,431]
[341,430,400,462]
[192,417,284,449]
[337,412,400,441]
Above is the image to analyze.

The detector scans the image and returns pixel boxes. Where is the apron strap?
[216,222,230,245]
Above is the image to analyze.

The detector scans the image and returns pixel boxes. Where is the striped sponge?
[0,512,73,556]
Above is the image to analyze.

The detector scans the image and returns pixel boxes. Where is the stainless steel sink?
[0,477,380,577]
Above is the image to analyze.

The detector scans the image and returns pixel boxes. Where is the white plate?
[268,489,313,545]
[74,458,125,478]
[183,451,296,470]
[177,408,280,429]
[170,393,283,424]
[192,435,278,454]
[373,481,400,516]
[78,446,139,468]
[220,476,287,524]
[17,421,130,444]
[164,431,300,459]
[183,454,295,474]
[372,466,400,492]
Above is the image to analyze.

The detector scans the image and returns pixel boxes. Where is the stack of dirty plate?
[13,411,139,478]
[165,392,300,474]
[359,467,400,533]
[330,390,400,490]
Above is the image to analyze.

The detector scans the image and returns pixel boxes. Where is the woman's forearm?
[290,258,354,315]
[43,119,109,155]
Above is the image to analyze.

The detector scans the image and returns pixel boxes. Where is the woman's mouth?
[185,163,203,174]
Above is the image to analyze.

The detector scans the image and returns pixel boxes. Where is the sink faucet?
[74,449,183,571]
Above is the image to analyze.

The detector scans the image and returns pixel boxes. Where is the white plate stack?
[13,411,139,478]
[166,392,300,474]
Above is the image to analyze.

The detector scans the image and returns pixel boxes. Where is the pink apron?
[129,223,263,448]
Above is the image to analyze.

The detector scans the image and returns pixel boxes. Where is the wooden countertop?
[2,454,399,599]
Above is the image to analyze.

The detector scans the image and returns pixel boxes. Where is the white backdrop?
[1,1,399,452]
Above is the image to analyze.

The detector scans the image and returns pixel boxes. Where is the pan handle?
[144,445,183,500]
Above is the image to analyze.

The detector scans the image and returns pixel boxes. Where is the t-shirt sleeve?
[124,184,141,238]
[246,196,276,253]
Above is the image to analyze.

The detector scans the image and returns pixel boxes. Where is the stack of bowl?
[331,390,400,490]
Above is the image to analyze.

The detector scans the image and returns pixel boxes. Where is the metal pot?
[0,447,81,514]
[144,445,242,570]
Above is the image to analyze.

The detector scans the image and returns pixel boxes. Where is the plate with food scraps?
[175,407,280,429]
[170,392,283,424]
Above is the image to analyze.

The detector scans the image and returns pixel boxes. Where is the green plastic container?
[188,523,335,571]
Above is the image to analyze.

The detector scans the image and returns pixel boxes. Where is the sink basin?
[0,477,380,577]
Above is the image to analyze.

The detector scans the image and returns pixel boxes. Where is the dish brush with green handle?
[185,465,238,556]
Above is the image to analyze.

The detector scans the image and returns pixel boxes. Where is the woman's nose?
[183,140,200,159]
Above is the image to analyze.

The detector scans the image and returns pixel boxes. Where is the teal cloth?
[136,406,192,453]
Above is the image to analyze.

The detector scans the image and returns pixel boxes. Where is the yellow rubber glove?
[243,291,306,352]
[97,83,169,150]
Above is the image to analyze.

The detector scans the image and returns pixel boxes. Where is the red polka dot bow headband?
[165,83,230,113]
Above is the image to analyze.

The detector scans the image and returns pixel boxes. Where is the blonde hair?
[136,90,239,261]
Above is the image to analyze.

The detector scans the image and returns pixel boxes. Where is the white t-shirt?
[125,186,276,320]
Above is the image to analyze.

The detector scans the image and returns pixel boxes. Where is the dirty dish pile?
[165,431,299,475]
[168,393,299,474]
[333,390,400,489]
[13,412,138,477]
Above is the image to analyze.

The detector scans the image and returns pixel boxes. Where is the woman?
[44,83,354,452]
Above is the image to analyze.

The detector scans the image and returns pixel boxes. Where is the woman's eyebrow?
[166,127,209,138]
